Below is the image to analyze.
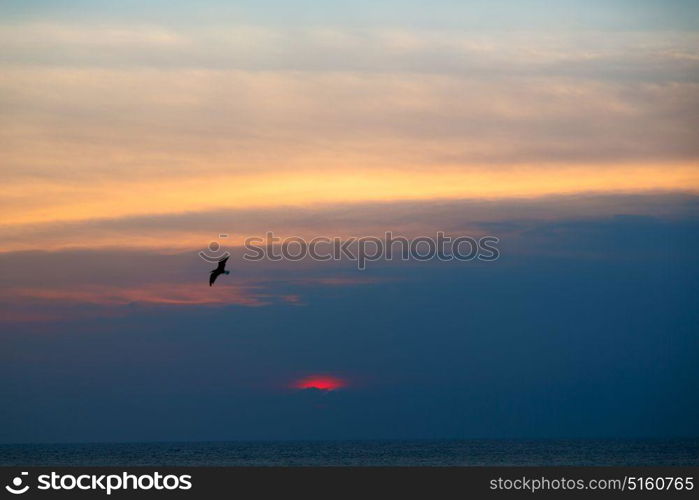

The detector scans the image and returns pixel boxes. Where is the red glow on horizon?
[292,375,346,391]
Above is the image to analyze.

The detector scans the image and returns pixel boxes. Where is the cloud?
[0,281,296,323]
[0,23,187,49]
[0,245,397,322]
[2,161,698,230]
[1,193,697,252]
[1,26,698,189]
[0,281,273,323]
[1,23,698,77]
[8,283,267,306]
[1,22,697,246]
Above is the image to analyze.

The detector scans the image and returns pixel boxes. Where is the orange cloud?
[8,283,268,307]
[3,164,698,228]
[2,26,698,252]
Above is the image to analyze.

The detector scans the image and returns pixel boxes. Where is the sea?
[1,439,697,466]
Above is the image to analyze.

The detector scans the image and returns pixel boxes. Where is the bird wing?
[209,270,221,286]
[216,256,230,272]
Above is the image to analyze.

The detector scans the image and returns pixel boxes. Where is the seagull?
[209,256,230,286]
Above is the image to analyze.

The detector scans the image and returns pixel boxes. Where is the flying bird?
[209,256,230,286]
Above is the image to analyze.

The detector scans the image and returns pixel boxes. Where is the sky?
[0,0,698,442]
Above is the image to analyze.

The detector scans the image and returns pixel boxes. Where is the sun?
[292,375,346,391]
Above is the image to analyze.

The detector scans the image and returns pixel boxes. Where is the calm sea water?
[1,440,697,466]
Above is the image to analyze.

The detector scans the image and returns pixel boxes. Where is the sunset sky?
[1,1,698,442]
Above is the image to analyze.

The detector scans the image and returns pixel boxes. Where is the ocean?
[1,439,697,466]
